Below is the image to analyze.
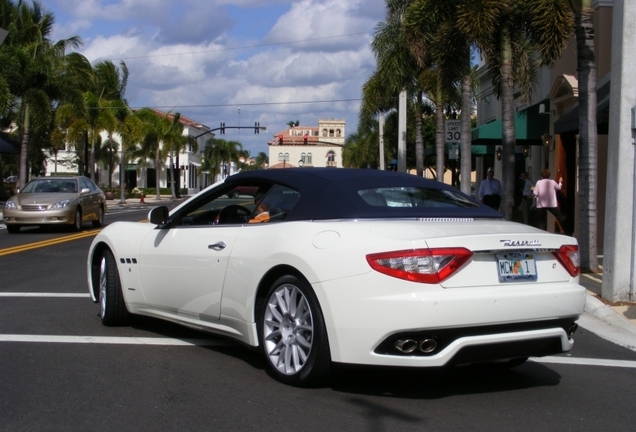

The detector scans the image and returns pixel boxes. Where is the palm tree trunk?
[169,152,176,199]
[19,104,29,188]
[155,152,161,200]
[460,73,472,196]
[436,83,445,182]
[575,9,598,272]
[500,32,516,220]
[415,91,424,177]
[90,133,97,183]
[119,148,126,204]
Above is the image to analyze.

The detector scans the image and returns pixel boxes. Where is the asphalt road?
[1,209,636,431]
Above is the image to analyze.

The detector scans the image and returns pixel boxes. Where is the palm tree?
[456,0,573,220]
[135,108,184,199]
[403,0,473,193]
[368,0,428,176]
[254,152,269,169]
[2,0,83,187]
[566,0,597,272]
[93,60,129,186]
[342,128,380,169]
[166,128,197,198]
[203,138,244,181]
[113,109,147,201]
[96,138,120,188]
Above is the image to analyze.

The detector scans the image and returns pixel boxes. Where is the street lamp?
[496,147,502,161]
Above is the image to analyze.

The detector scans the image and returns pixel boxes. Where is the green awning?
[471,100,550,146]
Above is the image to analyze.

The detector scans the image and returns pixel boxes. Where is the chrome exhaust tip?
[394,339,418,353]
[418,338,437,353]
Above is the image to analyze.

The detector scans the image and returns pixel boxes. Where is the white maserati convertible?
[87,168,585,386]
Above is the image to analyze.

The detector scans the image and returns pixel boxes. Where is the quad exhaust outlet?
[394,338,437,354]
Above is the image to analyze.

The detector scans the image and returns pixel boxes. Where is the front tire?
[99,249,130,326]
[72,208,82,232]
[6,225,20,233]
[259,275,331,387]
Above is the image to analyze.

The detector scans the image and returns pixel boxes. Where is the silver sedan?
[3,176,106,233]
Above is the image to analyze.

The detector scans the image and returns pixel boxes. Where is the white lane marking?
[531,356,636,368]
[0,334,233,346]
[0,293,90,298]
[0,335,633,367]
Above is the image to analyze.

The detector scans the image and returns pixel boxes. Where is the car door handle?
[208,242,226,250]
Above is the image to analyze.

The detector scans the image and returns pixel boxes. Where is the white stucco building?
[267,119,345,169]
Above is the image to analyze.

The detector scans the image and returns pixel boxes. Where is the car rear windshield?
[358,187,480,209]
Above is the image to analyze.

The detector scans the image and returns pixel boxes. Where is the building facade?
[268,119,345,169]
[44,110,213,194]
[472,1,613,246]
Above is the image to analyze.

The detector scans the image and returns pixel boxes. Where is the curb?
[581,294,636,351]
[585,294,636,336]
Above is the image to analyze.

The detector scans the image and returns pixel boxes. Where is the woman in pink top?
[533,169,566,233]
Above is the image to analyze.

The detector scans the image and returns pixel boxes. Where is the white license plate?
[496,253,537,282]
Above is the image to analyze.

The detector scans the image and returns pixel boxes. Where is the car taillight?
[553,244,580,277]
[366,248,473,283]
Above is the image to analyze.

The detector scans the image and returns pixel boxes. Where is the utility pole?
[379,113,385,170]
[398,90,407,172]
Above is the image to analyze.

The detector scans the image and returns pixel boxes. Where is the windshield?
[22,179,78,193]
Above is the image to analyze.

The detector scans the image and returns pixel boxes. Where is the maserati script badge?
[500,239,541,247]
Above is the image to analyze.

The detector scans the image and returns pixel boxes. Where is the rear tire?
[258,275,331,387]
[99,249,130,326]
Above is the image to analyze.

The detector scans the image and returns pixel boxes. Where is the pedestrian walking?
[518,171,535,225]
[478,168,502,210]
[533,169,566,234]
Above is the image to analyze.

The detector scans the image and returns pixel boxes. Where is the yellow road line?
[0,229,101,256]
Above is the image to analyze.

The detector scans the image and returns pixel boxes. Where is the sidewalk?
[579,257,636,325]
[104,194,187,210]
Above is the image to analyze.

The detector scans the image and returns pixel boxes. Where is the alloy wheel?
[263,283,314,375]
[99,256,107,318]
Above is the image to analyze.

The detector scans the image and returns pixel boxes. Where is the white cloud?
[45,0,385,154]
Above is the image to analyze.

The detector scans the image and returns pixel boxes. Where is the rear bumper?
[314,273,586,367]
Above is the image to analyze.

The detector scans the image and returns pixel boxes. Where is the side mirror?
[149,206,170,226]
[80,188,90,194]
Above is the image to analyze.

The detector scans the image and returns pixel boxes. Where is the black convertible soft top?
[226,168,502,221]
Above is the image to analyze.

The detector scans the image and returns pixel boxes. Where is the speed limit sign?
[445,120,461,143]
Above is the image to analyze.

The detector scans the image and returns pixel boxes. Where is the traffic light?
[254,122,260,134]
[303,134,307,145]
[220,122,225,135]
[278,134,283,145]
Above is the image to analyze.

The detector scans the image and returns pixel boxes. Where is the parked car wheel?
[92,206,104,228]
[259,275,331,387]
[99,249,130,326]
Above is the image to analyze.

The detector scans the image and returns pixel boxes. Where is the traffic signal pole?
[193,122,267,140]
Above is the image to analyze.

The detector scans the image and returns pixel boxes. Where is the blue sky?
[42,0,387,156]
